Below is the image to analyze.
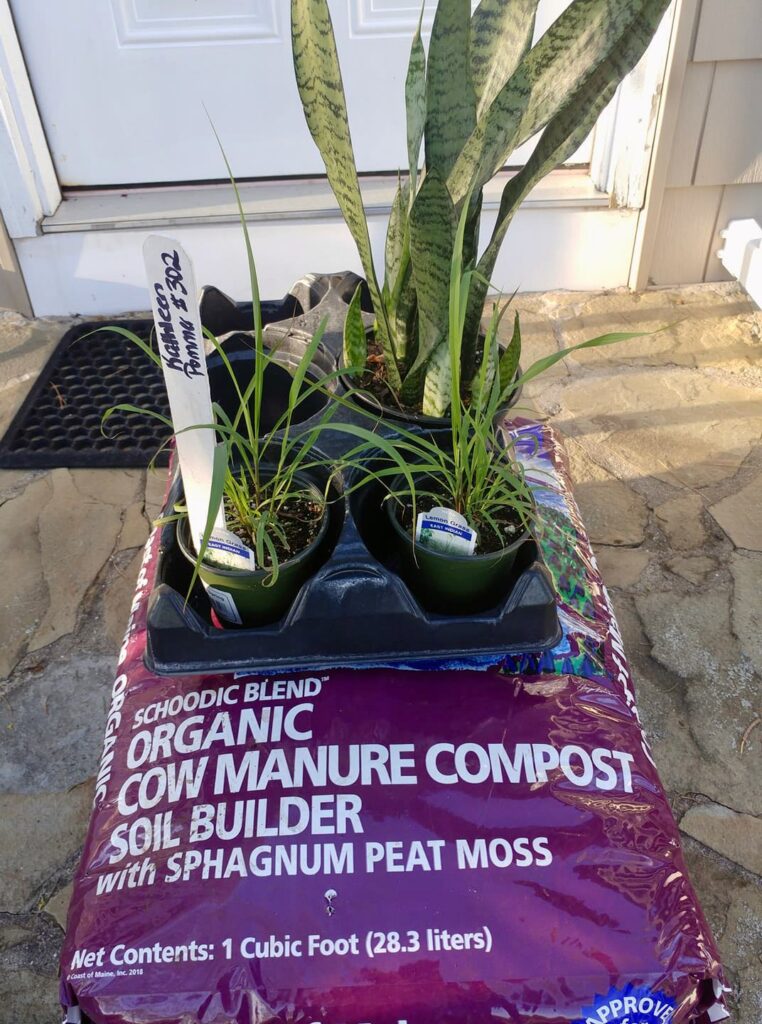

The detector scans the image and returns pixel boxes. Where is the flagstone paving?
[0,281,760,1022]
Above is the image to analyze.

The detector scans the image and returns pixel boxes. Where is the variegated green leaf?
[406,4,426,194]
[461,0,669,351]
[385,178,410,300]
[449,0,670,206]
[447,62,530,206]
[457,192,484,382]
[407,171,456,385]
[471,0,539,117]
[425,0,477,179]
[291,0,400,387]
[342,284,368,372]
[499,311,522,395]
[422,340,452,417]
[518,0,669,146]
[394,266,418,366]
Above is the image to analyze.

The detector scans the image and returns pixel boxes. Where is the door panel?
[111,0,279,45]
[10,0,583,186]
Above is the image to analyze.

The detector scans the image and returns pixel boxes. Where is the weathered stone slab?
[552,368,762,488]
[730,551,762,677]
[565,440,648,545]
[0,966,60,1022]
[665,554,717,585]
[42,882,73,932]
[681,839,762,1024]
[595,545,650,588]
[0,655,113,794]
[118,475,149,551]
[555,282,762,371]
[0,468,144,677]
[0,312,75,438]
[636,589,761,816]
[681,803,762,876]
[103,548,145,649]
[654,492,708,552]
[0,780,93,913]
[710,473,762,551]
[145,467,169,525]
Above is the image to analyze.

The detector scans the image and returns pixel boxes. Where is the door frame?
[0,0,60,238]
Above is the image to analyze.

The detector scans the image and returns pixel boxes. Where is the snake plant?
[292,0,670,416]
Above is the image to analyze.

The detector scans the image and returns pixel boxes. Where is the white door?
[9,0,580,186]
[3,0,672,314]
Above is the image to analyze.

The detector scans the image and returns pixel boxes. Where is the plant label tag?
[416,505,477,556]
[143,235,224,551]
[202,528,256,572]
[204,584,243,626]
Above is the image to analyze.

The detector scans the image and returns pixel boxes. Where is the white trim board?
[0,0,60,237]
[17,202,638,316]
[43,168,608,234]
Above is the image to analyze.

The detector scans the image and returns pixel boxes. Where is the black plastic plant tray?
[145,466,560,676]
[0,295,301,469]
[143,272,560,675]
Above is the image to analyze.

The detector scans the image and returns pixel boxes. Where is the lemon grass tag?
[143,235,224,551]
[416,506,477,556]
[202,528,256,572]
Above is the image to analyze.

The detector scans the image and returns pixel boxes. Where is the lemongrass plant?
[338,196,655,553]
[100,161,359,585]
[102,175,420,588]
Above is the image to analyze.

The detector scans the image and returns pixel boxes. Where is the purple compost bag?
[60,425,729,1024]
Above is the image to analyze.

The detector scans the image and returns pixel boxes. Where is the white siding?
[647,1,762,285]
[694,62,762,186]
[693,0,762,62]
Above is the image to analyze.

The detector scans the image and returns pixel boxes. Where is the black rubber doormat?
[0,289,304,469]
[0,319,172,469]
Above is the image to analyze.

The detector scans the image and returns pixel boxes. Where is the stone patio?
[0,282,760,1022]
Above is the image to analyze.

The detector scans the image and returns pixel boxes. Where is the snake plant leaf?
[498,311,522,397]
[385,178,410,301]
[425,0,477,180]
[422,339,452,418]
[291,0,398,384]
[447,62,530,207]
[471,0,539,117]
[518,0,670,146]
[342,283,368,373]
[407,171,456,389]
[449,0,670,206]
[405,4,426,194]
[461,0,669,353]
[393,265,418,367]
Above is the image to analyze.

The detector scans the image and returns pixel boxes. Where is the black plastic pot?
[207,330,335,434]
[176,467,331,628]
[338,350,523,427]
[384,481,530,615]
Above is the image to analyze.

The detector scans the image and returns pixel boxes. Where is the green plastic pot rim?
[176,474,330,581]
[384,490,530,564]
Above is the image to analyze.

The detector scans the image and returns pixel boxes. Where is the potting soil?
[59,424,729,1024]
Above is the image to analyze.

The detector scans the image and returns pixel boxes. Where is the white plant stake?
[143,236,224,552]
